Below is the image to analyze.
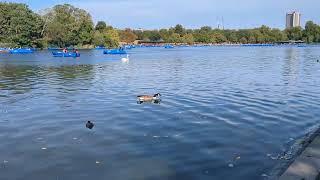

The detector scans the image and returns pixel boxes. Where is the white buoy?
[121,54,129,63]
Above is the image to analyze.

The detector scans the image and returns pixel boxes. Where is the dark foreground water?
[0,46,320,180]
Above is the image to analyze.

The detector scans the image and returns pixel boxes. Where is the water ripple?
[1,47,320,180]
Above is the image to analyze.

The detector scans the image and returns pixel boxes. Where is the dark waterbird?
[86,121,94,129]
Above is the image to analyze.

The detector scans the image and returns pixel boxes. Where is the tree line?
[135,23,320,44]
[1,2,320,48]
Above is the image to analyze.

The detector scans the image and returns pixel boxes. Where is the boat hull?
[9,48,34,54]
[103,49,127,54]
[52,52,80,57]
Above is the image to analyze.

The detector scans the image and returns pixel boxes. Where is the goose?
[121,54,129,63]
[86,121,94,129]
[137,93,161,104]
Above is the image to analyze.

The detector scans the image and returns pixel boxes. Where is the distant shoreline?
[1,42,317,51]
[48,42,317,50]
[1,3,320,49]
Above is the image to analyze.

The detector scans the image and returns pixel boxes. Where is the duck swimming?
[86,121,94,129]
[137,93,161,104]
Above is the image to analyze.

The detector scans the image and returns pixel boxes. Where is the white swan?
[121,54,129,63]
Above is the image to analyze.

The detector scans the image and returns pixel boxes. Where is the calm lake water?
[1,46,320,180]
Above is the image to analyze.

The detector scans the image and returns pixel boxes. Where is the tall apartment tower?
[286,11,301,29]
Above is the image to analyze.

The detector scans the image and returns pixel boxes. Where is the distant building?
[286,11,301,28]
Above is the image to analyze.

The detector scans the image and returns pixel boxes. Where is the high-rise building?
[286,11,301,29]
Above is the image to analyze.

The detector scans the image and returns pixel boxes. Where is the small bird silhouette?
[86,121,94,129]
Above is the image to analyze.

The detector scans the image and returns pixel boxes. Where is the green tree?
[0,2,44,47]
[120,28,137,43]
[239,37,248,44]
[95,21,107,32]
[148,31,162,41]
[43,4,94,47]
[182,33,194,44]
[303,21,320,43]
[212,31,227,43]
[270,29,288,42]
[139,30,162,41]
[167,33,182,43]
[94,28,119,48]
[193,28,213,43]
[225,31,238,43]
[174,24,185,35]
[159,29,170,41]
[200,26,212,33]
[133,30,144,40]
[93,31,105,47]
[104,28,120,47]
[253,29,264,43]
[285,27,303,41]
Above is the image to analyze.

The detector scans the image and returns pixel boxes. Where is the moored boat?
[0,48,9,53]
[95,46,105,49]
[241,44,275,47]
[164,45,174,48]
[52,52,80,57]
[9,48,34,54]
[103,49,127,54]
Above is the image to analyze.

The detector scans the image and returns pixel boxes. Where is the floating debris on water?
[41,147,47,150]
[95,161,100,164]
[267,153,282,160]
[3,160,8,163]
[72,137,78,140]
[191,121,211,125]
[174,134,182,137]
[270,156,278,160]
[227,154,241,168]
[279,151,292,160]
[261,174,268,177]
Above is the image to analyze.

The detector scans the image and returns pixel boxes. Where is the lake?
[1,46,320,180]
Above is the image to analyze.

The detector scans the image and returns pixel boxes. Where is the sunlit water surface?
[1,46,320,180]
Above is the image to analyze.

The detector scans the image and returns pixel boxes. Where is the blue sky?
[5,0,320,30]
